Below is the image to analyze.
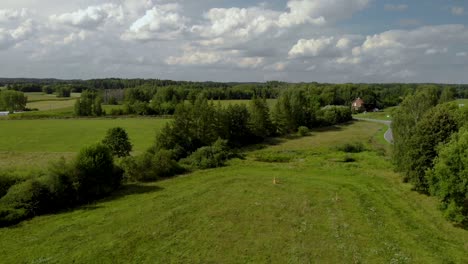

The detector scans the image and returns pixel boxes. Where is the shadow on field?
[100,184,164,203]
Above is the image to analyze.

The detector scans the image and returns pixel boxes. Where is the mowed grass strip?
[0,121,466,263]
[0,118,169,153]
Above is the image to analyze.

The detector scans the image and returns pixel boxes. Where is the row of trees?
[122,89,353,182]
[392,89,468,226]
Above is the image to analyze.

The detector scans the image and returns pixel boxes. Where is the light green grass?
[27,99,78,111]
[0,121,466,263]
[0,118,169,168]
[25,92,80,102]
[456,99,468,105]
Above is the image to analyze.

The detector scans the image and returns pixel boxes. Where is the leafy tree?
[222,104,252,147]
[439,87,456,103]
[0,90,27,112]
[74,90,103,116]
[392,90,438,177]
[72,143,122,202]
[404,103,460,192]
[102,127,133,157]
[427,128,468,225]
[249,97,274,139]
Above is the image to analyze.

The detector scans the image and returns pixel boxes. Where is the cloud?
[0,19,35,50]
[384,4,408,11]
[0,8,28,23]
[166,46,264,69]
[456,52,467,57]
[451,7,464,16]
[289,37,335,58]
[49,3,123,30]
[122,4,188,41]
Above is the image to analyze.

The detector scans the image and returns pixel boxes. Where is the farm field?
[0,121,466,263]
[0,118,169,168]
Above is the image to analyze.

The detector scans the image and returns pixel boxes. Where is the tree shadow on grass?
[103,184,164,202]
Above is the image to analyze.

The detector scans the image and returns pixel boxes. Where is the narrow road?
[354,118,393,144]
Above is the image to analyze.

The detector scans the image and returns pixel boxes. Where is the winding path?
[354,118,393,144]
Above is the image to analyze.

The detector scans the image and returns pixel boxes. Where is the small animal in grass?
[273,177,280,185]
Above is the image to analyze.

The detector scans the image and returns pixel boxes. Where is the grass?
[456,99,468,105]
[0,121,467,263]
[27,99,78,111]
[0,118,169,168]
[353,107,396,121]
[25,92,80,102]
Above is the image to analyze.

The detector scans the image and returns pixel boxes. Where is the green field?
[0,121,466,263]
[0,118,169,168]
[353,107,396,121]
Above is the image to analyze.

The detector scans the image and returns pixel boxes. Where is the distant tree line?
[392,88,468,227]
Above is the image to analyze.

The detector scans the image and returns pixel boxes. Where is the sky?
[0,0,467,83]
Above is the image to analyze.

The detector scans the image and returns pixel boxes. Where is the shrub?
[0,178,53,217]
[0,206,28,227]
[122,150,184,182]
[102,127,133,157]
[181,139,233,169]
[297,126,310,136]
[0,172,20,198]
[336,142,365,153]
[427,128,468,225]
[72,143,122,202]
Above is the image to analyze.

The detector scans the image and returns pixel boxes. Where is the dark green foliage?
[56,86,71,98]
[181,139,233,169]
[439,87,456,103]
[249,97,274,139]
[297,126,310,136]
[122,150,184,182]
[42,86,54,94]
[74,90,103,116]
[392,90,439,179]
[398,103,460,192]
[0,173,20,198]
[427,128,468,225]
[0,179,53,218]
[0,90,27,112]
[336,142,366,153]
[319,105,352,126]
[102,127,133,157]
[72,143,122,202]
[222,104,253,147]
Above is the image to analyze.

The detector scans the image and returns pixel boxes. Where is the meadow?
[0,120,467,263]
[0,118,169,168]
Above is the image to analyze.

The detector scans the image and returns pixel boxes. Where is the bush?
[102,127,133,157]
[0,172,20,198]
[427,128,468,225]
[0,178,54,217]
[335,142,365,153]
[72,143,122,202]
[122,150,184,182]
[181,139,233,169]
[297,126,310,136]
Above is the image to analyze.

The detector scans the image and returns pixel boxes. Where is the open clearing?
[0,121,466,263]
[0,118,169,168]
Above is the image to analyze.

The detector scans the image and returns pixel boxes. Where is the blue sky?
[0,0,467,83]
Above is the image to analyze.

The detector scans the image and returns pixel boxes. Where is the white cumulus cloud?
[122,4,188,41]
[49,3,123,30]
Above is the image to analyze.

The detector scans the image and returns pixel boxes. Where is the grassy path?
[0,121,467,263]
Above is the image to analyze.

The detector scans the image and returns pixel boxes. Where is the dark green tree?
[102,127,133,157]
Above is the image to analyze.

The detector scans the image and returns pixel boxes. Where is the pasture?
[0,118,169,168]
[0,121,467,263]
